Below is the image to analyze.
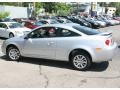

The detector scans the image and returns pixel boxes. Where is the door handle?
[48,42,54,45]
[50,42,54,44]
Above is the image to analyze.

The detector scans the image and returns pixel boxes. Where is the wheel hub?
[73,55,87,69]
[9,48,20,60]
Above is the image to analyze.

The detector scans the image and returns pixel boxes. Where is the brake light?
[105,40,110,46]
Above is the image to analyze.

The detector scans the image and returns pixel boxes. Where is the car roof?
[34,23,89,36]
[39,23,79,29]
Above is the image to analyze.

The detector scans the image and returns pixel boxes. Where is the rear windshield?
[73,25,100,35]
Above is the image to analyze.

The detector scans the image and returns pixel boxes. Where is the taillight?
[105,39,111,46]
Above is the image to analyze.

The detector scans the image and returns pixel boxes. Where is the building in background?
[69,2,116,17]
[0,5,28,18]
[97,4,106,15]
[106,7,116,17]
[70,2,91,15]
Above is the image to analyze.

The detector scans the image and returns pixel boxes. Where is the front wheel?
[70,51,92,71]
[7,46,21,61]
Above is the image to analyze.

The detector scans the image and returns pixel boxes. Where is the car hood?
[6,35,25,43]
[8,27,31,32]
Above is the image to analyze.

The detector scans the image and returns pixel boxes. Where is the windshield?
[33,21,43,26]
[73,25,101,35]
[8,23,23,28]
[50,20,59,24]
[66,20,73,23]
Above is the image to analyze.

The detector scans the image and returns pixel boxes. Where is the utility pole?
[91,2,97,17]
[33,2,36,17]
[77,2,79,15]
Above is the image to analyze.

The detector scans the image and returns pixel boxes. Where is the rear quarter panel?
[55,36,105,61]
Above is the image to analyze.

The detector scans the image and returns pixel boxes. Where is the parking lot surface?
[0,25,120,87]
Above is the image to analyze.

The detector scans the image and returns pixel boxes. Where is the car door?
[22,27,57,59]
[55,27,81,60]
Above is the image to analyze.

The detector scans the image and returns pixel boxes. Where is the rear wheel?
[7,46,21,61]
[70,51,91,71]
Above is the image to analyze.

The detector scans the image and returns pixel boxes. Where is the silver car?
[1,23,117,70]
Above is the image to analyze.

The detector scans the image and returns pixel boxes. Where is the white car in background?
[0,22,31,38]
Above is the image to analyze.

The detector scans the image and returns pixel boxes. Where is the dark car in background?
[67,17,92,28]
[83,18,100,29]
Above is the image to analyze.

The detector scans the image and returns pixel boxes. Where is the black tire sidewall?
[70,51,91,71]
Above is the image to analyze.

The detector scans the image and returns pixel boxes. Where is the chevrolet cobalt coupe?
[1,24,117,70]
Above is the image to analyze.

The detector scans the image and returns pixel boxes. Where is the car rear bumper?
[92,42,117,62]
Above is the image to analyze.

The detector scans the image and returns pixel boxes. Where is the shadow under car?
[0,55,109,72]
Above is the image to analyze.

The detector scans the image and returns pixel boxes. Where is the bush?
[0,12,10,19]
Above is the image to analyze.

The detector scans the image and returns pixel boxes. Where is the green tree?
[42,2,56,13]
[0,2,19,6]
[0,2,72,16]
[55,3,72,16]
[0,12,10,19]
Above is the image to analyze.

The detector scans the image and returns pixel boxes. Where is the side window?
[0,23,7,28]
[2,24,7,28]
[28,28,43,38]
[28,27,57,38]
[41,21,48,24]
[58,28,80,37]
[47,27,57,37]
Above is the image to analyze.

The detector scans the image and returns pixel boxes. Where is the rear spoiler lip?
[98,31,112,36]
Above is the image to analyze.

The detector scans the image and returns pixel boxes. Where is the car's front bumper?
[1,40,7,55]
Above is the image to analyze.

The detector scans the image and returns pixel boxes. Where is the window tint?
[0,23,7,28]
[28,27,57,38]
[50,20,59,24]
[33,21,43,26]
[57,28,80,37]
[73,25,100,35]
[39,21,48,24]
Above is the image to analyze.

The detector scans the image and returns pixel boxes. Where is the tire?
[9,33,14,38]
[70,51,91,71]
[7,46,21,61]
